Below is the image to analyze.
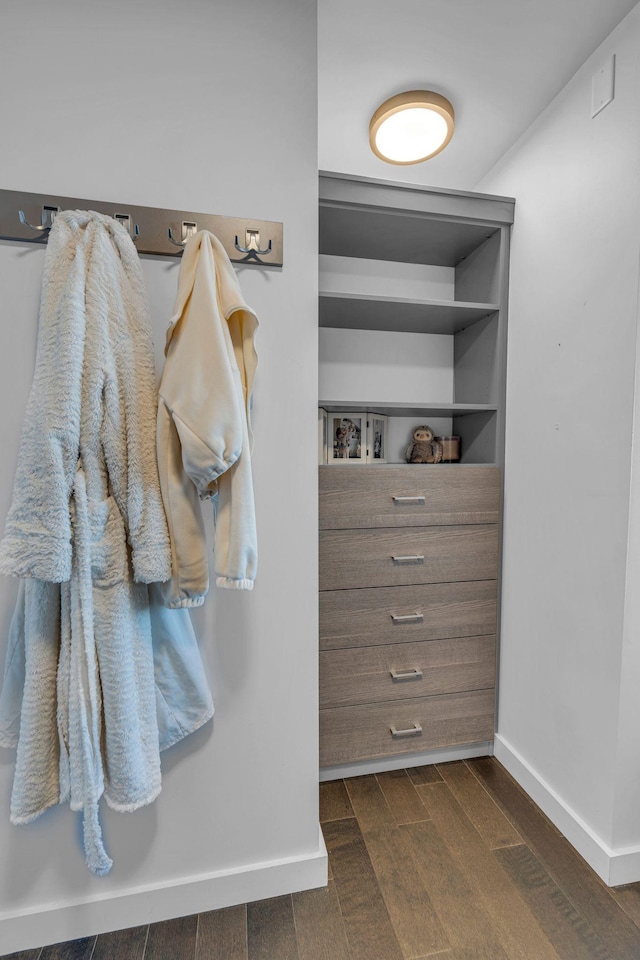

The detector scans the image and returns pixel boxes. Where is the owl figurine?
[405,425,443,464]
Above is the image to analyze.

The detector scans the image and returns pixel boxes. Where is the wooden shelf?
[319,202,502,267]
[318,171,509,471]
[319,461,499,468]
[319,401,498,418]
[319,292,499,336]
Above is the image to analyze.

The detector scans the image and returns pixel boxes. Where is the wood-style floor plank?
[292,878,350,960]
[416,782,561,960]
[611,883,640,930]
[145,915,197,960]
[415,952,518,960]
[92,926,147,960]
[375,769,431,825]
[344,775,395,831]
[495,843,615,960]
[436,761,522,849]
[196,905,247,960]
[1,952,41,960]
[322,816,404,960]
[409,956,455,960]
[406,765,443,785]
[469,757,640,960]
[362,823,450,958]
[400,819,510,959]
[40,939,95,960]
[247,895,299,960]
[319,780,354,823]
[440,951,514,959]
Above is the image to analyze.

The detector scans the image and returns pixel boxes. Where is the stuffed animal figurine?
[405,424,443,464]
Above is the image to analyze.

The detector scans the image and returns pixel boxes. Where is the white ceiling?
[318,0,638,190]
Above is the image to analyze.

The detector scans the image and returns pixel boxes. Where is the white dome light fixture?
[369,90,455,165]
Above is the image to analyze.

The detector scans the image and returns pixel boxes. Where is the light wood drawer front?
[320,580,497,651]
[320,689,495,766]
[320,524,499,591]
[320,465,500,529]
[320,635,495,708]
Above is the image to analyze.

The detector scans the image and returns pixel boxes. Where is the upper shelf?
[319,401,498,418]
[319,172,514,269]
[319,203,500,267]
[319,292,499,336]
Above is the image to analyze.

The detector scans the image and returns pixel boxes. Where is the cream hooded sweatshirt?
[157,231,258,608]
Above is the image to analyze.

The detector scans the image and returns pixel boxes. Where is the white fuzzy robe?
[0,210,170,583]
[0,211,212,875]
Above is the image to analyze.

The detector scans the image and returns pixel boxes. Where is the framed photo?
[318,407,328,464]
[366,413,388,463]
[328,412,366,464]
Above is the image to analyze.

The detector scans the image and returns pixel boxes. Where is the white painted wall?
[319,328,454,406]
[477,2,640,881]
[0,0,322,951]
[319,256,455,300]
[317,0,639,190]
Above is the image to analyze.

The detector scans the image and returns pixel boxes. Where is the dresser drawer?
[320,524,499,591]
[320,689,495,766]
[320,580,497,651]
[320,465,500,529]
[320,634,495,708]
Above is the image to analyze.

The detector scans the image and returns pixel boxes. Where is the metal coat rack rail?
[0,189,283,266]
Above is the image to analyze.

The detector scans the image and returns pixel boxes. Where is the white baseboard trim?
[494,733,640,886]
[0,826,328,955]
[320,741,494,782]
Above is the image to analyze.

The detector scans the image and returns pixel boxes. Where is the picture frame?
[366,413,388,464]
[328,411,366,464]
[318,407,328,464]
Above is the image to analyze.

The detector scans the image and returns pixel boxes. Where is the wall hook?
[18,204,59,233]
[235,228,272,258]
[2,188,283,264]
[168,221,198,247]
[114,213,140,241]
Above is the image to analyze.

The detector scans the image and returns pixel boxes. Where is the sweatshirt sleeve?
[212,398,258,591]
[0,218,85,582]
[156,398,210,607]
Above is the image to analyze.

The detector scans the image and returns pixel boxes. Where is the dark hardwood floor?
[4,758,640,960]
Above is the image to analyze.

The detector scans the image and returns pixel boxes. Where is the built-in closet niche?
[318,174,513,465]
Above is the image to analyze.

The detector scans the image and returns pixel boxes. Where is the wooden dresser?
[319,465,500,767]
[317,172,513,772]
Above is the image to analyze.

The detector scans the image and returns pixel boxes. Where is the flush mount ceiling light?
[369,90,455,165]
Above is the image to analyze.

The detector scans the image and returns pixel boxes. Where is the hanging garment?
[0,580,214,757]
[0,211,213,874]
[0,211,170,584]
[156,231,259,608]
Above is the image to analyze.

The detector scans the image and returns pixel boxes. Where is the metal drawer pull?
[392,555,425,564]
[392,495,425,504]
[391,613,424,624]
[390,668,423,682]
[390,722,423,739]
